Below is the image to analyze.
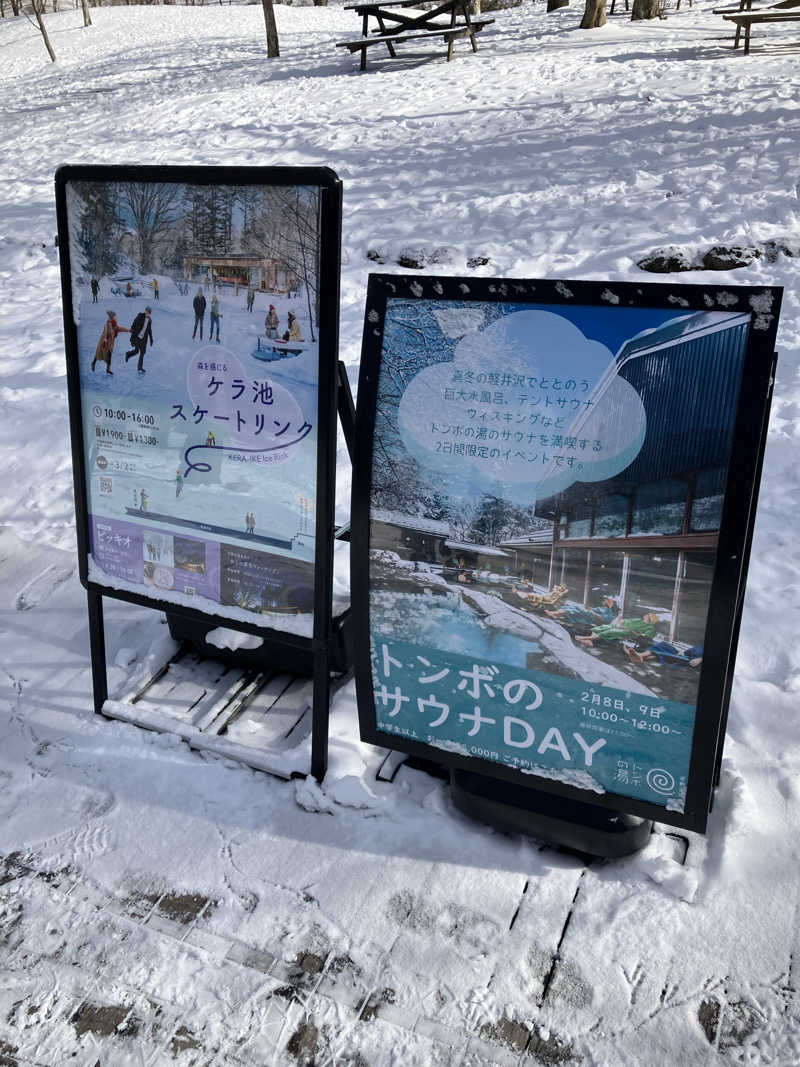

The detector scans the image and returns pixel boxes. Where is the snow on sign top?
[353,273,782,836]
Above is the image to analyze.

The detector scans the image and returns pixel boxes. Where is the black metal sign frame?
[351,274,781,832]
[56,164,344,780]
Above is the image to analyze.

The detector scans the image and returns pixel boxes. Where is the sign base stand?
[164,608,352,679]
[450,769,652,859]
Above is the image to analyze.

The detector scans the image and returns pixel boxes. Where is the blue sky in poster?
[535,303,691,356]
[385,300,692,369]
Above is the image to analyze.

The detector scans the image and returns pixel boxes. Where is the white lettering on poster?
[502,718,607,767]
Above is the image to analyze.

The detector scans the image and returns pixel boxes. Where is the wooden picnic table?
[722,9,800,51]
[715,0,800,51]
[338,0,493,71]
[713,0,798,12]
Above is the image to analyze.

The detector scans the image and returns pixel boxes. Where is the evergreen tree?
[166,225,190,277]
[76,182,123,277]
[186,185,236,254]
[238,187,262,252]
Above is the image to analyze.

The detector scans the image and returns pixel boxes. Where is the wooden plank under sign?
[133,653,249,729]
[225,676,313,750]
[103,648,329,779]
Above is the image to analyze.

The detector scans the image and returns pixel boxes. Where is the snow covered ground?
[2,2,800,1064]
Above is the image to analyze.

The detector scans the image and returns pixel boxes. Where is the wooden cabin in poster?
[182,252,298,294]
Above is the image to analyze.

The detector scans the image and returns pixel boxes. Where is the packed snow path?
[2,2,800,1064]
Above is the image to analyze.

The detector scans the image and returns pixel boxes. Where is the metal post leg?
[87,588,108,716]
[337,360,356,462]
[311,649,330,782]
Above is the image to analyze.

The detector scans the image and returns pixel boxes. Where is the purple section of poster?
[219,542,314,615]
[90,515,221,600]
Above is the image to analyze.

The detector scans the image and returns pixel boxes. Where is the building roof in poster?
[444,540,509,557]
[372,509,451,537]
[185,252,272,263]
[615,310,751,364]
[500,531,554,547]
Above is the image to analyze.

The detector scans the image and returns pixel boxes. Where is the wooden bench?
[338,19,493,66]
[722,9,800,52]
[714,0,799,14]
[339,0,492,70]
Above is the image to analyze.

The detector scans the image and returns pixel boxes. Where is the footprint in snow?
[15,564,75,612]
[71,822,115,861]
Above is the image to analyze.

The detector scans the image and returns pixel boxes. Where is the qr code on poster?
[99,477,113,494]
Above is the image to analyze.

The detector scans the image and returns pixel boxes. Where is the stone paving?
[2,796,795,1067]
[0,844,580,1066]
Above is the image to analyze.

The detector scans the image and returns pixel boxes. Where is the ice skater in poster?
[210,294,221,342]
[91,310,129,375]
[192,288,206,340]
[125,306,154,373]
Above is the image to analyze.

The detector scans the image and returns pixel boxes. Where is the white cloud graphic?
[397,309,646,506]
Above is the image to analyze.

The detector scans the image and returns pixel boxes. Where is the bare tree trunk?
[10,0,20,14]
[314,0,329,5]
[261,0,279,57]
[631,0,659,15]
[580,0,605,24]
[81,0,92,26]
[547,0,569,10]
[32,0,56,60]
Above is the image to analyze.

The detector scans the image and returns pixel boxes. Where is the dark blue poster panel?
[63,178,321,633]
[366,297,755,816]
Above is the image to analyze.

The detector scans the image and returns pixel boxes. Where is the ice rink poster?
[63,175,323,629]
[359,283,768,815]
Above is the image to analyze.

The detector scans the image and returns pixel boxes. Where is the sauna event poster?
[368,299,751,811]
[66,178,321,630]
